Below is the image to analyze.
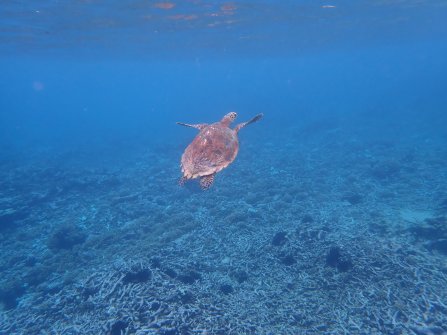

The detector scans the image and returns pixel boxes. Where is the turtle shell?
[181,122,239,179]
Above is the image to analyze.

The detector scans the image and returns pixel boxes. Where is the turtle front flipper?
[234,113,263,133]
[200,174,215,190]
[176,122,207,130]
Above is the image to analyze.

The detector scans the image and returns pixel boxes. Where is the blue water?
[1,1,447,334]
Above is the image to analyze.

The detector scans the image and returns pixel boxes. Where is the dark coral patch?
[110,320,128,335]
[47,225,87,251]
[280,254,296,266]
[326,246,353,272]
[178,271,201,284]
[123,269,151,284]
[0,283,25,310]
[230,270,248,283]
[220,284,234,295]
[272,231,288,246]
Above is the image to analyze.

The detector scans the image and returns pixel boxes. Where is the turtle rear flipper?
[177,122,207,130]
[235,113,263,133]
[179,176,187,186]
[200,174,215,190]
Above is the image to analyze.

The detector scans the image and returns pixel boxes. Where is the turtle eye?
[229,112,237,120]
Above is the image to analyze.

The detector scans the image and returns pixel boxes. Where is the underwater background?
[1,1,447,334]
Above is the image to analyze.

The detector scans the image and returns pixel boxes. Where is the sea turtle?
[177,112,263,189]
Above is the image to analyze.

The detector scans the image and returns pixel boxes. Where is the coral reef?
[0,123,446,334]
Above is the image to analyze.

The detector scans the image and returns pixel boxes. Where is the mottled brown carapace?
[177,112,263,190]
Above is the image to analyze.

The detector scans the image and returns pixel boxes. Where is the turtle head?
[221,112,237,126]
